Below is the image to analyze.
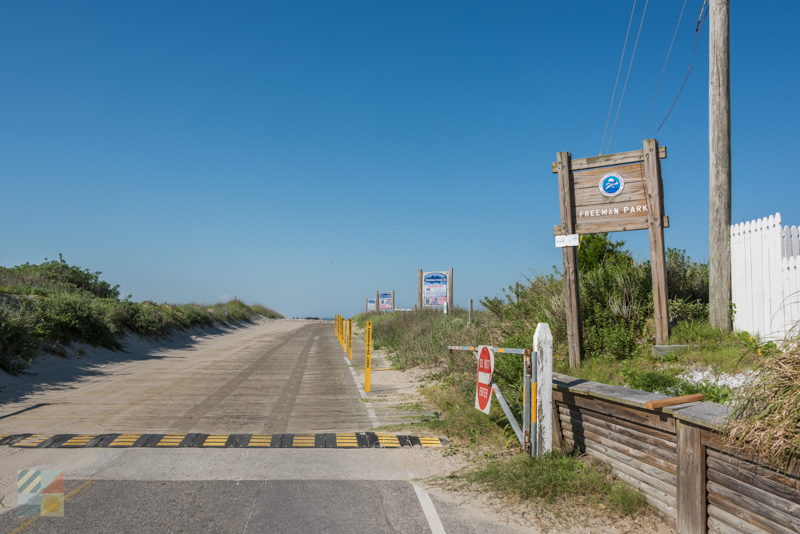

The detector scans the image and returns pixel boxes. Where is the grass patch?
[726,343,800,470]
[0,257,282,373]
[465,452,646,516]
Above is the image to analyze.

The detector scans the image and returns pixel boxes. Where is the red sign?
[474,346,494,414]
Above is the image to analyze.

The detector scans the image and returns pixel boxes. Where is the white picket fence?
[731,213,800,340]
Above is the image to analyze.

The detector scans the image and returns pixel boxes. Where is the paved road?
[0,320,527,533]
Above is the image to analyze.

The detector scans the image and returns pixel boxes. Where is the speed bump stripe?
[156,434,187,447]
[109,434,142,447]
[61,435,96,447]
[202,434,230,447]
[377,433,401,448]
[292,434,315,447]
[14,435,50,447]
[247,435,271,447]
[1,433,447,449]
[335,433,358,447]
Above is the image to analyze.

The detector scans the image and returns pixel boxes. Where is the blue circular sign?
[599,173,624,197]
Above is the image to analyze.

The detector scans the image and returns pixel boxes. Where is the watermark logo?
[17,469,64,517]
[599,173,624,197]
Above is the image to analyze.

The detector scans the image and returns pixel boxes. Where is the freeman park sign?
[552,139,669,367]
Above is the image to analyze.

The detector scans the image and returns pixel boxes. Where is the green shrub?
[0,258,282,373]
[621,365,733,404]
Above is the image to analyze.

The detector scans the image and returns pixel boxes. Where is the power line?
[656,0,709,132]
[643,0,688,137]
[606,0,650,154]
[599,0,639,155]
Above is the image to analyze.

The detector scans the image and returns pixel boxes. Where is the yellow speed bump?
[156,434,187,447]
[15,435,50,448]
[62,435,95,447]
[335,433,358,448]
[418,438,443,448]
[247,435,271,447]
[202,434,230,447]
[109,434,141,447]
[292,434,315,447]
[377,433,401,448]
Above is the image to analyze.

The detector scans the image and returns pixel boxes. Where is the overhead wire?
[606,0,650,154]
[599,0,639,155]
[642,0,688,137]
[655,0,709,132]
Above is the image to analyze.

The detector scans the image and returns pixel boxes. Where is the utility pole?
[709,0,731,331]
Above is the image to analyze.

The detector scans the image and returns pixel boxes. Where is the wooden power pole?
[709,0,732,331]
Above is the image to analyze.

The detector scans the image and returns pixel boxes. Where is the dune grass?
[725,343,800,471]
[0,258,281,373]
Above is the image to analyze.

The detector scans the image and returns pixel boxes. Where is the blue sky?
[1,1,798,318]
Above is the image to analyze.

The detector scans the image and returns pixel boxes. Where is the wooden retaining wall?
[552,373,800,533]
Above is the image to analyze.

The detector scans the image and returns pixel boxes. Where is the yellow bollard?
[347,319,353,360]
[364,320,372,392]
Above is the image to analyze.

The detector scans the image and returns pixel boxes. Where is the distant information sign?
[366,298,377,312]
[423,272,448,307]
[379,291,393,310]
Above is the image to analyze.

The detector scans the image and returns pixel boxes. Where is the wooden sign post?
[552,139,669,368]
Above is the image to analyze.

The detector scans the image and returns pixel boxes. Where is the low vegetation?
[356,233,800,518]
[0,256,281,373]
[465,452,646,516]
[725,342,800,470]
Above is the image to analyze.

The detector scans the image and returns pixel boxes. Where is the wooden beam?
[644,138,670,344]
[677,421,708,534]
[556,152,583,368]
[417,269,423,309]
[644,394,705,410]
[552,215,670,235]
[709,0,732,331]
[551,145,667,173]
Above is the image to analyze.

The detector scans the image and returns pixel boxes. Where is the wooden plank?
[550,145,667,173]
[669,403,731,431]
[707,455,800,505]
[553,390,677,433]
[708,481,798,534]
[560,413,678,465]
[644,393,705,410]
[643,138,669,345]
[553,374,666,409]
[558,405,677,451]
[708,506,772,534]
[614,471,677,518]
[556,151,582,368]
[706,448,800,492]
[551,401,564,451]
[578,436,678,493]
[704,434,800,479]
[562,428,677,475]
[708,465,800,517]
[553,216,670,235]
[677,421,706,534]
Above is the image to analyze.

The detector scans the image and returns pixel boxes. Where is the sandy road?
[0,319,372,435]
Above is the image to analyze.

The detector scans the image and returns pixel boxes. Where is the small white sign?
[555,234,580,248]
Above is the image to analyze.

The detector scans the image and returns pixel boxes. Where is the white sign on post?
[474,345,495,414]
[555,234,580,248]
